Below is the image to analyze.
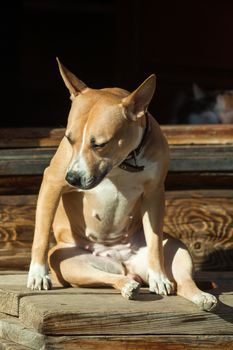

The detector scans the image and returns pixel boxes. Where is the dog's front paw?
[148,269,174,295]
[27,262,52,290]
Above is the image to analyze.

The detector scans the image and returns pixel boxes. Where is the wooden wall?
[0,125,232,272]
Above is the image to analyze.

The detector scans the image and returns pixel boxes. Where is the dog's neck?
[119,113,150,172]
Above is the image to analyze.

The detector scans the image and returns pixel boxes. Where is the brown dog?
[27,59,217,310]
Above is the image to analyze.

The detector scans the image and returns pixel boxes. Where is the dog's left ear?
[121,74,156,121]
[56,57,88,100]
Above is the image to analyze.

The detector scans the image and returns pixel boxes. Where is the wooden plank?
[0,195,36,243]
[165,172,233,190]
[0,274,120,317]
[0,176,42,195]
[0,195,35,270]
[0,195,37,206]
[0,190,232,271]
[164,190,233,271]
[1,145,233,175]
[162,124,233,145]
[0,171,232,197]
[0,246,31,271]
[0,339,32,350]
[0,128,63,148]
[0,125,233,148]
[0,148,55,176]
[0,272,231,317]
[0,277,232,349]
[46,335,233,350]
[0,273,232,339]
[169,144,233,171]
[18,289,233,335]
[0,313,44,350]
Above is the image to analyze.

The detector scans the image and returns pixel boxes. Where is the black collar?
[119,113,150,172]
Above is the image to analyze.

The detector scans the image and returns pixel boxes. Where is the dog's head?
[57,58,156,190]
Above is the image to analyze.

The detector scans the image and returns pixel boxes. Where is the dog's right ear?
[56,57,88,99]
[121,74,156,121]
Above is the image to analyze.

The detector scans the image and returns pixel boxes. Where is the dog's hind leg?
[164,236,218,311]
[126,235,218,310]
[48,244,140,300]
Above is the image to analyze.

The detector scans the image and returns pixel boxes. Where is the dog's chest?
[81,177,143,243]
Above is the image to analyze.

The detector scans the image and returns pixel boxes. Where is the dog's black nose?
[65,171,97,189]
[65,172,81,187]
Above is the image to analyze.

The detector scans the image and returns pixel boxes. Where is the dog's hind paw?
[27,262,52,290]
[192,292,218,311]
[121,279,140,300]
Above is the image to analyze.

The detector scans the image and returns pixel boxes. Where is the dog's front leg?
[142,184,174,295]
[27,137,70,290]
[27,167,64,290]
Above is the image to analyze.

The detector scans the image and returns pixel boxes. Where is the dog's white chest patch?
[82,177,143,243]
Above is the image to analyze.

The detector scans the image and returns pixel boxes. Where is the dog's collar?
[119,113,150,173]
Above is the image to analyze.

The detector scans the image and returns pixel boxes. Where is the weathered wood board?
[19,292,233,336]
[0,190,232,271]
[0,125,232,271]
[0,273,232,349]
[45,335,233,350]
[1,316,233,350]
[1,125,233,148]
[0,339,32,350]
[0,313,43,350]
[164,190,233,270]
[1,126,233,178]
[1,145,233,176]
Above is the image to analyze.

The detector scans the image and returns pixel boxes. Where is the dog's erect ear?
[121,74,156,121]
[56,57,88,99]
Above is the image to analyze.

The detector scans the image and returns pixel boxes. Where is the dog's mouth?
[65,167,111,190]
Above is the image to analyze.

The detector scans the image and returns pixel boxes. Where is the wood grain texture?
[1,125,233,148]
[0,176,42,195]
[0,172,232,197]
[0,128,64,148]
[46,335,233,350]
[163,124,233,145]
[0,148,55,176]
[1,145,233,176]
[18,287,233,335]
[0,274,228,335]
[0,196,37,270]
[169,144,233,171]
[0,307,232,350]
[0,339,32,350]
[0,274,121,317]
[0,273,232,349]
[0,313,44,350]
[0,190,233,271]
[0,195,36,242]
[164,190,233,271]
[0,195,36,270]
[165,172,233,190]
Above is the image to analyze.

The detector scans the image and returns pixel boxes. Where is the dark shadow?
[196,250,233,323]
[205,279,233,325]
[199,249,233,272]
[136,291,163,302]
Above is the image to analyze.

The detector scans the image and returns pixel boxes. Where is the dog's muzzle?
[65,168,109,190]
[65,171,95,190]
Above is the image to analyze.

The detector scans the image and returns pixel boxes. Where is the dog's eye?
[90,137,108,149]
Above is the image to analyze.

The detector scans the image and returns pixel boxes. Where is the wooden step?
[0,273,232,349]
